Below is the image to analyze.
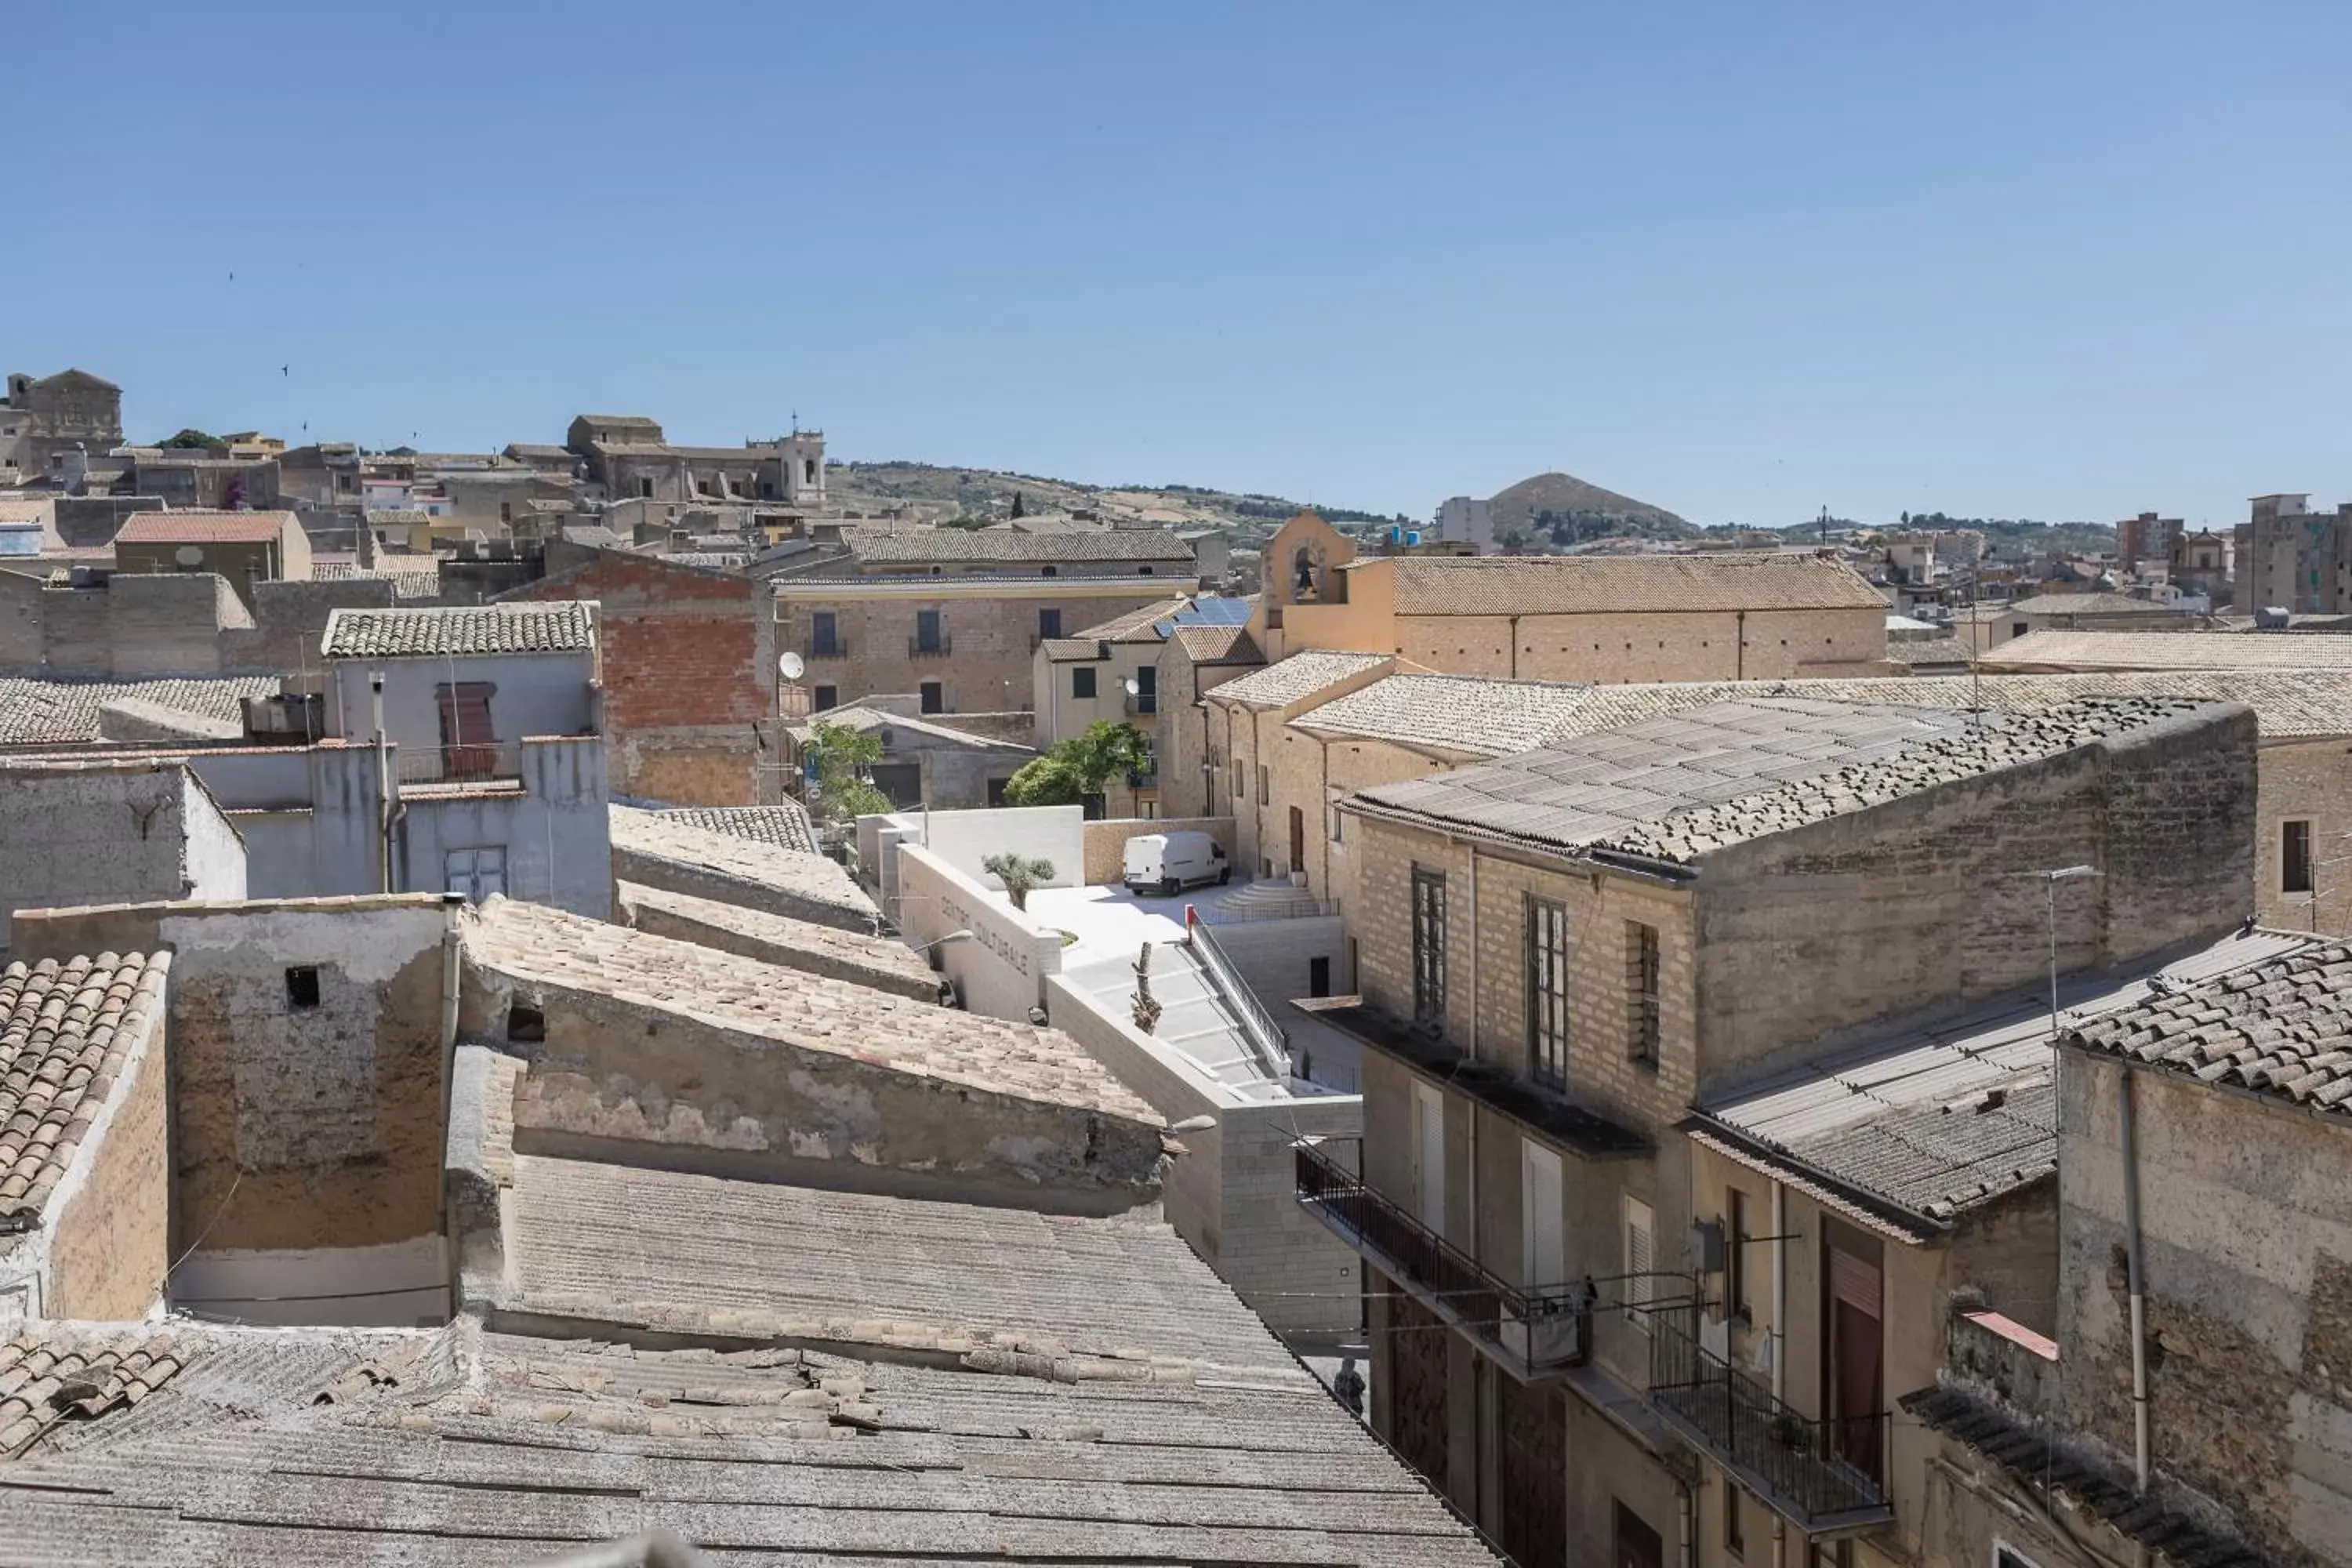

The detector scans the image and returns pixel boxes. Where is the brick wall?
[511,554,772,805]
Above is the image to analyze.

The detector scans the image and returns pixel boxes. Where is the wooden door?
[1497,1376,1566,1567]
[1613,1501,1664,1568]
[1827,1240,1884,1482]
[1388,1287,1450,1489]
[1288,804,1305,872]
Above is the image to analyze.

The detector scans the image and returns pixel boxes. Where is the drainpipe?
[1771,1176,1788,1568]
[2119,1064,2152,1492]
[1465,842,1479,1265]
[436,892,464,1232]
[1736,609,1747,681]
[371,672,393,893]
[1677,1475,1695,1568]
[1508,614,1520,679]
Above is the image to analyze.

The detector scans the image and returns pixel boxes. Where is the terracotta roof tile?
[2067,941,2352,1117]
[844,528,1196,565]
[320,602,596,660]
[1203,650,1392,709]
[111,511,294,546]
[1291,674,1593,757]
[0,951,168,1222]
[0,1327,194,1459]
[1982,630,2352,672]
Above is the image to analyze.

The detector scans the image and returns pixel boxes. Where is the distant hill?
[1487,471,1694,546]
[826,461,1401,532]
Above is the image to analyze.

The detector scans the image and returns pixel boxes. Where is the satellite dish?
[1123,677,1141,696]
[174,545,205,568]
[779,652,805,680]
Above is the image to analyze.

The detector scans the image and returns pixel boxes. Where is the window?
[811,610,839,657]
[1040,563,1058,577]
[1330,802,1345,844]
[1727,1186,1752,1320]
[1038,608,1062,639]
[1626,920,1661,1067]
[445,846,506,905]
[1073,666,1097,699]
[285,966,321,1011]
[1257,763,1270,805]
[915,608,943,653]
[640,477,654,498]
[1623,1194,1656,1333]
[1232,759,1245,797]
[1411,1081,1445,1231]
[812,684,837,711]
[1526,897,1568,1088]
[1134,666,1156,713]
[919,681,944,714]
[434,681,499,779]
[1411,867,1447,1025]
[1138,798,1157,818]
[499,501,512,524]
[506,1004,545,1044]
[1723,1483,1746,1559]
[803,457,817,484]
[2285,818,2314,895]
[1523,1140,1564,1287]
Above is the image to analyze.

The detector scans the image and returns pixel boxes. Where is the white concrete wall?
[893,842,1063,1019]
[180,775,249,905]
[172,1236,449,1327]
[1210,913,1345,1007]
[884,805,1084,891]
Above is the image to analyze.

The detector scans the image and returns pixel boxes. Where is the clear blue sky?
[12,2,2348,528]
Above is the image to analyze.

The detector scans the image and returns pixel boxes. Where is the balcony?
[908,634,953,659]
[1123,691,1157,717]
[397,741,523,789]
[808,641,849,661]
[1648,1308,1893,1537]
[1295,1137,1591,1381]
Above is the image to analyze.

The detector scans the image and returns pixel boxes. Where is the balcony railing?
[397,741,523,786]
[808,641,849,661]
[908,634,953,658]
[1648,1307,1893,1536]
[1189,917,1287,1080]
[1295,1138,1592,1379]
[1123,691,1157,716]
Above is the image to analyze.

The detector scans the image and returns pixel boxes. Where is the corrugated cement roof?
[1370,551,1889,616]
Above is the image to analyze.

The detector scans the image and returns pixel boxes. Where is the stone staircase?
[1196,878,1326,925]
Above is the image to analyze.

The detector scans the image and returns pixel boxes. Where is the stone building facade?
[1300,694,2259,1567]
[0,368,121,483]
[564,412,826,507]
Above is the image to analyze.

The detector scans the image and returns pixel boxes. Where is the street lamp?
[2040,866,2100,1040]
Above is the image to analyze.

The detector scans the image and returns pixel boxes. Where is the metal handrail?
[808,640,849,659]
[1186,915,1289,1080]
[908,633,953,657]
[1648,1305,1891,1525]
[396,740,522,785]
[1295,1138,1592,1369]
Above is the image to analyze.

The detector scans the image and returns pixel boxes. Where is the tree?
[1001,721,1153,813]
[982,851,1055,910]
[156,428,223,450]
[1010,490,1028,519]
[804,720,890,821]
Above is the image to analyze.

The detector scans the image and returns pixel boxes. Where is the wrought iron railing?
[397,741,523,786]
[808,640,849,660]
[1187,917,1288,1079]
[908,634,953,658]
[1124,691,1157,716]
[1295,1138,1592,1373]
[1648,1307,1892,1531]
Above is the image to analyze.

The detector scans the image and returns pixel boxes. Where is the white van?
[1123,830,1230,896]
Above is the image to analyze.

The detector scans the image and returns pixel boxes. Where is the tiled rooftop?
[0,1328,192,1460]
[0,677,278,747]
[313,558,442,601]
[1204,649,1392,710]
[1884,637,1973,666]
[608,804,878,925]
[0,950,169,1222]
[1292,673,1595,757]
[111,510,294,546]
[650,802,818,855]
[463,898,1158,1125]
[1370,551,1889,616]
[1170,621,1263,665]
[0,1228,1497,1564]
[1693,931,2314,1239]
[785,706,1030,753]
[842,528,1197,564]
[1066,595,1195,643]
[1530,668,2352,741]
[1981,630,2352,672]
[2067,940,2352,1117]
[614,880,941,1000]
[2002,591,2194,616]
[1351,695,2222,867]
[320,601,596,660]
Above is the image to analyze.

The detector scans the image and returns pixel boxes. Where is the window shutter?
[1624,1196,1655,1332]
[1830,1247,1880,1315]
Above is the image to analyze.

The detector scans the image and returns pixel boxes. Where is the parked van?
[1122,830,1230,896]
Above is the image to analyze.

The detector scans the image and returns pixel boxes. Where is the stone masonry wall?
[1393,604,1889,684]
[44,997,169,1320]
[777,586,1170,716]
[2257,737,2352,936]
[2060,1051,2352,1566]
